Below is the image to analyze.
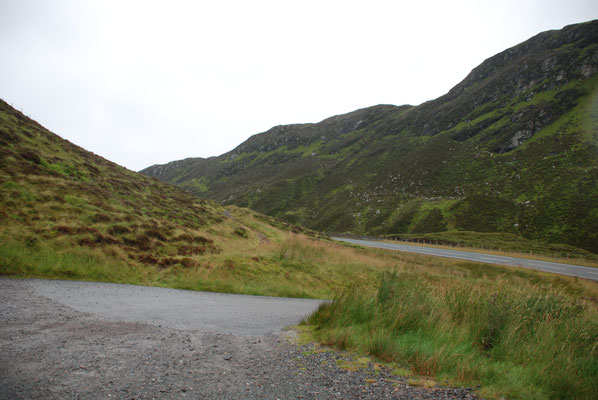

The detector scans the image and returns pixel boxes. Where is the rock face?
[142,20,598,252]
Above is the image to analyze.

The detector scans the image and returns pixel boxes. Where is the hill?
[142,20,598,253]
[0,97,339,297]
[1,97,598,400]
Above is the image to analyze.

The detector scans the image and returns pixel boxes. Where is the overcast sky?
[1,0,597,171]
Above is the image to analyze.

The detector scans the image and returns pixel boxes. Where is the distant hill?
[142,20,598,253]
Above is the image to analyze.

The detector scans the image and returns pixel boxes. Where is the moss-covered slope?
[0,98,319,294]
[142,20,598,252]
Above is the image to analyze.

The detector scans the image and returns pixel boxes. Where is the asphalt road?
[334,237,598,282]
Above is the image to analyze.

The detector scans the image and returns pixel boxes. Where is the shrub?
[173,233,194,243]
[20,151,41,164]
[308,271,598,399]
[108,225,132,235]
[411,208,447,233]
[77,237,96,247]
[144,228,167,242]
[56,225,75,235]
[179,257,198,268]
[158,257,177,268]
[176,245,206,256]
[122,234,152,250]
[137,254,158,264]
[234,227,248,238]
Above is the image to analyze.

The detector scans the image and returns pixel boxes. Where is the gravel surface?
[0,278,478,399]
[27,279,323,336]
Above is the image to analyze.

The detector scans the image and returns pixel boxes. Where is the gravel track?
[26,279,323,336]
[0,278,478,399]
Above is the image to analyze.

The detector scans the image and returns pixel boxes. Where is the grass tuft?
[306,271,598,399]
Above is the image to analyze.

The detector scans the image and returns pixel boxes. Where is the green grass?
[180,177,210,193]
[306,270,598,399]
[0,220,403,299]
[0,235,143,283]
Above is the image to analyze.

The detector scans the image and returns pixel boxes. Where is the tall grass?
[0,236,144,283]
[308,271,598,399]
[0,231,388,299]
[3,219,597,399]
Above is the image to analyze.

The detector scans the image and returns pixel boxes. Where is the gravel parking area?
[0,278,477,399]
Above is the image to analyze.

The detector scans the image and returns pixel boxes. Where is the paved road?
[27,279,324,335]
[334,237,598,282]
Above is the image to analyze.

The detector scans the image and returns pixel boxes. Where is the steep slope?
[0,98,230,271]
[142,20,598,252]
[0,98,332,296]
[2,98,598,400]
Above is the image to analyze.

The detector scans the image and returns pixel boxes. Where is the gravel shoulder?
[0,278,477,399]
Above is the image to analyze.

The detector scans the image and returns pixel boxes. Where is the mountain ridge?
[142,20,598,252]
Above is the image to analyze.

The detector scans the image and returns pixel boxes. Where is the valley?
[1,20,598,400]
[143,20,598,254]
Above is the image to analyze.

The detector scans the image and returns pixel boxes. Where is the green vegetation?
[1,235,142,283]
[3,21,598,400]
[179,177,210,193]
[142,21,598,254]
[2,93,598,399]
[0,97,330,298]
[0,97,415,300]
[1,222,399,299]
[307,269,598,399]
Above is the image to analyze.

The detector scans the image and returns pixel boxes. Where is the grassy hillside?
[142,20,598,253]
[0,97,336,297]
[1,98,597,399]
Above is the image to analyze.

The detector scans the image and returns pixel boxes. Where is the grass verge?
[0,225,404,299]
[306,270,598,399]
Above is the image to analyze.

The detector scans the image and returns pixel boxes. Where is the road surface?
[334,237,598,282]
